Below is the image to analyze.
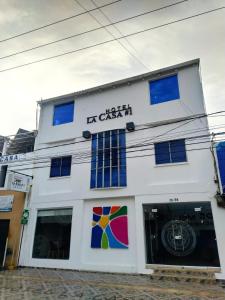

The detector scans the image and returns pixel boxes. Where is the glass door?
[144,202,220,267]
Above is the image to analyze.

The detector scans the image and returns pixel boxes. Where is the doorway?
[144,202,220,267]
[0,219,10,267]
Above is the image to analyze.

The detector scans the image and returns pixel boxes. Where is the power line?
[3,111,223,140]
[132,118,197,149]
[0,0,122,43]
[2,110,225,154]
[87,0,150,70]
[3,131,225,171]
[1,121,224,157]
[1,111,224,161]
[2,121,218,154]
[33,110,225,152]
[1,135,219,171]
[0,0,187,61]
[2,113,225,144]
[5,142,224,174]
[1,5,224,73]
[2,127,217,165]
[1,115,224,169]
[3,126,225,177]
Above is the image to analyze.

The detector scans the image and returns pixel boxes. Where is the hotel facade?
[3,59,225,278]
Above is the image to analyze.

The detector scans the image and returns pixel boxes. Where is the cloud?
[0,0,224,135]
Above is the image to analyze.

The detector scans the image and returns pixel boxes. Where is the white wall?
[18,62,225,276]
[35,64,204,145]
[80,198,136,273]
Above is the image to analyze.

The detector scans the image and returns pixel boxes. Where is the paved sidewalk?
[0,268,225,299]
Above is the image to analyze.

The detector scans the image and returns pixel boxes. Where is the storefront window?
[32,208,72,259]
[144,202,220,267]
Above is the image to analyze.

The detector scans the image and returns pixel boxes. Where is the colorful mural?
[91,206,128,249]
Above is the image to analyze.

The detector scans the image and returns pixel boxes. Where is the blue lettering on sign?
[0,154,24,163]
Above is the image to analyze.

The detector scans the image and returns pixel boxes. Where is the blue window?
[155,139,187,165]
[150,74,180,105]
[53,101,74,126]
[216,142,225,194]
[50,156,72,177]
[90,129,127,188]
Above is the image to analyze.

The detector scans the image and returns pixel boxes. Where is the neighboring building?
[7,129,35,155]
[18,59,225,279]
[0,129,34,269]
[0,136,4,156]
[0,191,26,268]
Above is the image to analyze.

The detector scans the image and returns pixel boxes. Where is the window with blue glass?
[216,142,225,194]
[53,101,74,126]
[154,139,187,165]
[150,74,180,105]
[50,156,72,177]
[90,129,127,188]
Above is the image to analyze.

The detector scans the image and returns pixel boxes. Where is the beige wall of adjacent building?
[0,190,25,268]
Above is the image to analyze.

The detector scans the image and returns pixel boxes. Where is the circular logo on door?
[161,220,196,257]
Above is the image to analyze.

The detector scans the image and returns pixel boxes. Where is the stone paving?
[0,267,225,299]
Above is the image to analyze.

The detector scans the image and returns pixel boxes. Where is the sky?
[0,0,224,136]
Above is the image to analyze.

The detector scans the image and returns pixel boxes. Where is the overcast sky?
[0,0,224,136]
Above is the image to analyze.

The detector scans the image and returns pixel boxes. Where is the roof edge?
[38,58,200,105]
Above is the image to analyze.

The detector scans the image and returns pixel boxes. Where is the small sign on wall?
[6,172,31,193]
[0,195,14,212]
[21,209,29,225]
[0,153,25,163]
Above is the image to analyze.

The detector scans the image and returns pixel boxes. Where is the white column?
[2,138,9,155]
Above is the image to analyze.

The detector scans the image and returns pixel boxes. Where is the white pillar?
[2,138,9,155]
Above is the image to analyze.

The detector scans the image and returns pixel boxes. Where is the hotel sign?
[6,172,31,193]
[0,154,25,163]
[87,104,132,124]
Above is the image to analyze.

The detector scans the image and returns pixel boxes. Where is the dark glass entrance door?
[144,202,220,267]
[0,220,10,267]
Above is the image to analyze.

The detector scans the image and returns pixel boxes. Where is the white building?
[17,59,225,279]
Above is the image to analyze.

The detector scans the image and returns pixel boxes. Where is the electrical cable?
[4,143,223,174]
[0,5,224,73]
[29,110,225,152]
[2,129,218,165]
[2,114,225,147]
[0,0,122,43]
[0,0,187,60]
[74,0,150,71]
[5,111,223,139]
[2,131,225,171]
[1,110,225,155]
[2,125,225,172]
